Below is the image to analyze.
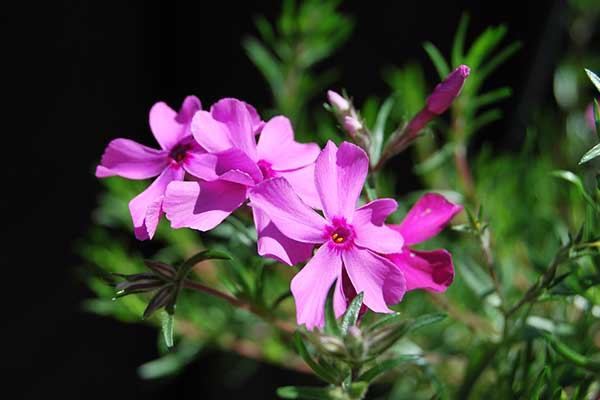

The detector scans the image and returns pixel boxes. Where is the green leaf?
[178,249,232,278]
[542,333,600,373]
[324,282,342,337]
[528,366,549,400]
[277,386,341,400]
[474,41,522,88]
[138,340,203,379]
[551,170,598,212]
[243,37,284,95]
[161,311,174,350]
[294,332,340,384]
[465,25,507,71]
[340,292,364,335]
[365,312,402,332]
[470,87,512,111]
[408,312,447,333]
[585,68,600,93]
[358,355,419,382]
[423,42,450,79]
[579,143,600,164]
[370,97,394,165]
[452,14,470,67]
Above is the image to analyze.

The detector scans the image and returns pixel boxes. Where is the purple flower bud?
[426,65,470,115]
[328,90,350,113]
[343,115,363,135]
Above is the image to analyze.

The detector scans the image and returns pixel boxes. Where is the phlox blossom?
[249,141,407,329]
[163,98,321,265]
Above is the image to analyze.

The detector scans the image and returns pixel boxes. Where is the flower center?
[169,143,191,163]
[324,217,355,249]
[257,160,277,179]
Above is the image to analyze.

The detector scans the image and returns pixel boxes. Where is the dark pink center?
[323,217,355,250]
[169,143,191,164]
[257,159,277,179]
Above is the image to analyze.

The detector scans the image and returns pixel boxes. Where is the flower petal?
[213,148,263,183]
[257,116,320,171]
[252,207,314,266]
[149,96,201,150]
[244,101,265,135]
[95,138,168,179]
[291,245,342,330]
[388,248,454,292]
[210,98,258,160]
[249,177,327,244]
[191,110,234,153]
[392,193,463,245]
[343,247,404,313]
[163,180,247,231]
[353,199,404,254]
[315,141,368,221]
[278,164,321,209]
[129,166,185,240]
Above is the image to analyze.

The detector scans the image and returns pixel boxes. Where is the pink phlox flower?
[387,193,463,293]
[249,141,407,330]
[95,96,204,240]
[163,98,320,265]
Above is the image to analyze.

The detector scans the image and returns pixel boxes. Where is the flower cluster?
[97,68,466,329]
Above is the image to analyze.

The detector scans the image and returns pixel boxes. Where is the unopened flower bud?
[328,90,350,113]
[426,65,470,115]
[585,103,596,130]
[345,325,367,361]
[343,115,363,136]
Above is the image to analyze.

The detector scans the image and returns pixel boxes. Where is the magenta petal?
[278,164,321,209]
[333,276,348,318]
[129,166,185,240]
[257,116,320,171]
[291,245,342,330]
[149,96,201,151]
[249,177,327,244]
[252,207,314,266]
[191,110,235,153]
[388,248,454,292]
[96,138,168,179]
[210,98,258,160]
[243,101,265,135]
[163,180,247,231]
[353,199,404,254]
[342,247,402,314]
[315,141,368,221]
[182,152,219,180]
[392,193,463,245]
[213,148,263,183]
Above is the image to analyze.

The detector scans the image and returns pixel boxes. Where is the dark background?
[3,0,567,398]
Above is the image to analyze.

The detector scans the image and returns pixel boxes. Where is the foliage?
[81,1,600,399]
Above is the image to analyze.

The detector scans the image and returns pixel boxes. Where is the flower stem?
[182,279,295,334]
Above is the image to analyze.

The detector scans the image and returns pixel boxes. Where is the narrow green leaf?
[324,282,341,337]
[579,143,600,164]
[470,87,512,111]
[277,386,340,400]
[161,311,174,350]
[465,25,507,71]
[294,332,339,384]
[528,366,549,400]
[551,170,598,212]
[542,333,600,373]
[467,108,502,137]
[358,355,419,382]
[243,37,284,95]
[452,14,470,67]
[138,340,203,379]
[474,41,522,87]
[423,42,450,79]
[366,312,402,332]
[408,312,447,333]
[370,97,394,165]
[340,292,364,335]
[585,68,600,93]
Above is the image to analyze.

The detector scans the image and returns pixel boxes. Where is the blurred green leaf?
[161,311,174,349]
[579,143,600,164]
[277,386,341,400]
[138,340,203,380]
[452,13,470,67]
[325,282,342,337]
[294,332,340,384]
[543,333,600,373]
[551,170,598,212]
[370,97,394,165]
[528,366,549,400]
[358,355,419,382]
[423,42,450,79]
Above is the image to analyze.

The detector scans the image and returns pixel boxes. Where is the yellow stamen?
[332,233,339,240]
[335,236,344,243]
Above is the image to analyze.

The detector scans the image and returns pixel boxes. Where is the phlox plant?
[82,1,600,399]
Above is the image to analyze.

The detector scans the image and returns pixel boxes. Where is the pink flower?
[163,98,320,265]
[249,141,407,330]
[426,65,470,115]
[387,194,463,292]
[95,96,205,240]
[585,103,597,130]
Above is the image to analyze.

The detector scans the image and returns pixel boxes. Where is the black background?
[3,0,568,398]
